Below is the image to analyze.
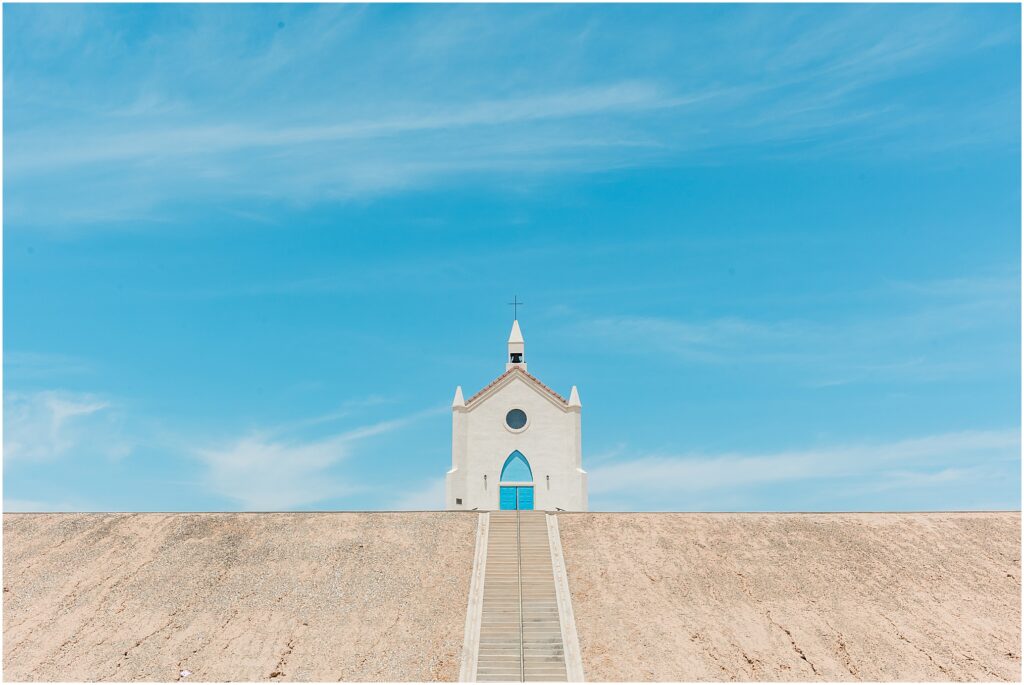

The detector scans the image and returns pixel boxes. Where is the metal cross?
[507,296,523,320]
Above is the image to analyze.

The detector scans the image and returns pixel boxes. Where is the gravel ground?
[3,512,477,682]
[557,512,1021,682]
[6,511,1020,682]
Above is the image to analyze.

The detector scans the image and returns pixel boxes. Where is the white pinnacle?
[508,319,524,344]
[452,385,465,408]
[568,385,581,408]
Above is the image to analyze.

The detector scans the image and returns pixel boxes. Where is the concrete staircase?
[475,511,567,682]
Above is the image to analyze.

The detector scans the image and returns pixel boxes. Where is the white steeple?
[506,320,526,371]
[446,313,588,512]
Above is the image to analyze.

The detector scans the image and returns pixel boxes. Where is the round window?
[505,409,528,430]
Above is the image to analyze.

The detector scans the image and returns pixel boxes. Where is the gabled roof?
[465,365,568,409]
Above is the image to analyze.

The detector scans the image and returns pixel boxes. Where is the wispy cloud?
[192,406,444,510]
[4,351,94,379]
[391,477,446,510]
[4,390,132,461]
[565,273,1018,385]
[2,382,444,511]
[265,395,395,437]
[192,432,354,511]
[572,315,802,365]
[3,498,86,512]
[7,81,676,175]
[4,4,1017,227]
[589,428,1020,509]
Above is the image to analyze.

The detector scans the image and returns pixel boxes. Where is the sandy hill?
[3,511,1020,682]
[558,512,1020,682]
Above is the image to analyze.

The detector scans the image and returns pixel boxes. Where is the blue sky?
[4,3,1020,512]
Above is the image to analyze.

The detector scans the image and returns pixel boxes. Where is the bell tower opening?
[506,319,526,371]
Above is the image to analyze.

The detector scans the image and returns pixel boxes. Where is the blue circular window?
[505,409,527,430]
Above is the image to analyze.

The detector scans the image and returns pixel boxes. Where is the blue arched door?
[499,450,534,510]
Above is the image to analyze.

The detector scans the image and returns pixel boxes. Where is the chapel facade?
[445,320,588,511]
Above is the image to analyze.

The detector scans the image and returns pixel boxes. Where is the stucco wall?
[447,372,586,511]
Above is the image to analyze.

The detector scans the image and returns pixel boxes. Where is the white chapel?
[445,319,588,511]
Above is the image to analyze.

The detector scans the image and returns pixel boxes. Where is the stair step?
[473,510,568,682]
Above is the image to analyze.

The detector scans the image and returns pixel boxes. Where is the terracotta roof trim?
[464,366,568,406]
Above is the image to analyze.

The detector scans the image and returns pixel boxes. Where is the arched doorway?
[499,450,534,510]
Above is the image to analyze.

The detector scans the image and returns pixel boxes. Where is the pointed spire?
[506,320,526,371]
[568,385,581,409]
[452,385,465,409]
[508,320,524,344]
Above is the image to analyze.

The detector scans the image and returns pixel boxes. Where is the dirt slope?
[558,512,1021,682]
[3,512,477,682]
[6,511,1020,682]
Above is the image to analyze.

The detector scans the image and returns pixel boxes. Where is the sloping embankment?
[3,512,477,682]
[5,511,1020,682]
[558,512,1021,682]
